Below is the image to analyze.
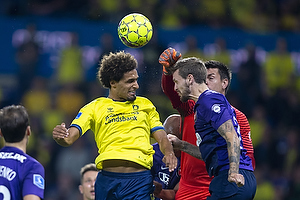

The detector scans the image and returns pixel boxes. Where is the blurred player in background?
[160,48,213,200]
[170,56,256,199]
[52,51,177,200]
[152,114,181,200]
[0,105,45,200]
[79,163,99,200]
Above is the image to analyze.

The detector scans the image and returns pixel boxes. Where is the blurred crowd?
[0,1,300,200]
[1,0,300,32]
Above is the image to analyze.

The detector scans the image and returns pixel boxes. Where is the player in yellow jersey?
[52,51,177,200]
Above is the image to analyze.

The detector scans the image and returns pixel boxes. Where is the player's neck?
[107,96,125,102]
[5,140,27,153]
[220,89,226,96]
[107,92,119,101]
[190,83,208,101]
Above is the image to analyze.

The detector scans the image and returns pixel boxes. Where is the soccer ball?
[118,13,153,48]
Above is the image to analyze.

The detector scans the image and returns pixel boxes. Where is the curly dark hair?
[97,51,138,88]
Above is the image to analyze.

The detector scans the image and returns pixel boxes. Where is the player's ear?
[222,78,228,90]
[79,185,83,194]
[187,74,194,85]
[110,80,117,88]
[26,126,31,136]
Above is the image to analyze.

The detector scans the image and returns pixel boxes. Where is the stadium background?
[0,0,300,199]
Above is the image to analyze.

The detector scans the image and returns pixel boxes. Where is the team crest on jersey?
[132,105,139,110]
[212,104,221,113]
[158,172,170,185]
[107,107,114,112]
[33,174,45,189]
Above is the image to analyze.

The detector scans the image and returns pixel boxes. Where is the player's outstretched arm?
[152,129,177,172]
[217,119,245,187]
[168,134,203,160]
[52,123,80,147]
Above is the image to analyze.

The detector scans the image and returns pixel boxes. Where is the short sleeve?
[144,98,164,133]
[70,101,95,136]
[22,161,45,198]
[197,93,232,130]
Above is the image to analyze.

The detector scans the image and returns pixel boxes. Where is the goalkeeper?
[160,48,213,200]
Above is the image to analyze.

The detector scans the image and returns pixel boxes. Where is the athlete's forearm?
[155,189,176,200]
[160,136,174,156]
[53,126,80,147]
[53,137,72,147]
[217,119,240,175]
[181,140,203,160]
[168,134,202,160]
[153,130,174,155]
[161,74,182,109]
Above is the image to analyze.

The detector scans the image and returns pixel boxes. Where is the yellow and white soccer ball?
[118,13,153,48]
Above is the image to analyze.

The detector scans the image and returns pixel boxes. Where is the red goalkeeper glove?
[159,47,181,75]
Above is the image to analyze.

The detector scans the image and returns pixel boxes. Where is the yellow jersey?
[70,96,164,170]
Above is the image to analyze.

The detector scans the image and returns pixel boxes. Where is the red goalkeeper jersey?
[162,74,212,200]
[233,107,256,169]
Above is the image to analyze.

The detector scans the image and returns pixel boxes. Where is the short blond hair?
[80,163,98,182]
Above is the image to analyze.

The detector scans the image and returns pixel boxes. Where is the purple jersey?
[0,146,45,199]
[151,143,180,200]
[194,90,253,177]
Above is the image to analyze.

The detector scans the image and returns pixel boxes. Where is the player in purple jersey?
[152,114,181,200]
[0,105,45,200]
[170,57,256,199]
